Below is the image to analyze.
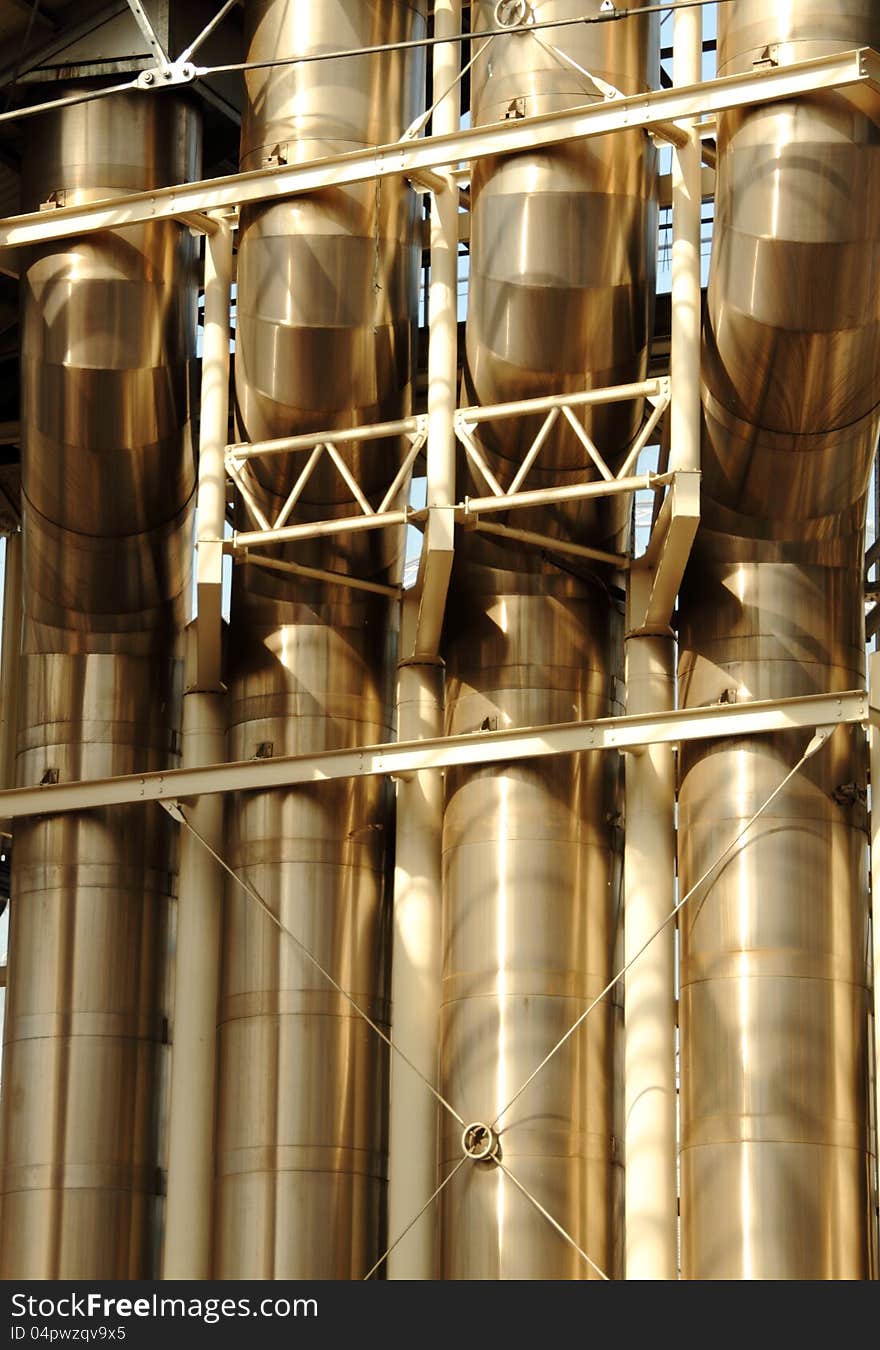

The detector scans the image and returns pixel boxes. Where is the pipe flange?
[461,1121,500,1162]
[494,0,532,29]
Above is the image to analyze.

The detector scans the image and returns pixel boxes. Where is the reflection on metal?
[0,688,866,821]
[0,92,200,1278]
[0,0,877,1288]
[677,0,880,1279]
[213,0,428,1280]
[3,46,880,247]
[437,0,657,1281]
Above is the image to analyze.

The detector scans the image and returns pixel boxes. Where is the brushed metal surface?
[437,2,656,1279]
[0,94,200,1278]
[215,0,426,1279]
[464,0,657,550]
[678,0,880,1280]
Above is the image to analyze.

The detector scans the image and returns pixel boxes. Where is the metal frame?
[3,32,880,1281]
[1,47,879,248]
[0,689,867,822]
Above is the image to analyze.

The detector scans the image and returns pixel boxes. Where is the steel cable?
[491,723,835,1130]
[169,803,467,1129]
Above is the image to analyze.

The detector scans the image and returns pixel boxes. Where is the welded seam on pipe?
[493,1160,610,1281]
[361,1157,468,1281]
[168,804,467,1130]
[491,723,836,1130]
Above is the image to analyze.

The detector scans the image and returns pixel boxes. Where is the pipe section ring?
[461,1122,500,1162]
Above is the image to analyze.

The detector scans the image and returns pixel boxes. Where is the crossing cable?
[493,1159,610,1280]
[164,801,466,1130]
[361,1158,469,1280]
[490,723,837,1132]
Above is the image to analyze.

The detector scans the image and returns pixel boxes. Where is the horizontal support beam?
[227,415,425,462]
[464,472,667,516]
[1,48,877,248]
[0,691,867,821]
[457,380,662,425]
[232,509,409,549]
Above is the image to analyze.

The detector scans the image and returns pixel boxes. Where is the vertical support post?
[194,213,234,694]
[426,0,460,515]
[387,599,445,1279]
[163,214,232,1279]
[413,0,460,655]
[870,651,880,1269]
[623,566,678,1280]
[387,0,460,1278]
[0,530,22,792]
[669,0,702,476]
[162,679,225,1278]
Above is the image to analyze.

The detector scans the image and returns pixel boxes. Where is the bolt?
[142,70,154,85]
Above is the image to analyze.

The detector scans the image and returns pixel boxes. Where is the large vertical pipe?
[0,93,200,1278]
[439,1,657,1279]
[163,216,233,1280]
[678,0,880,1279]
[215,0,427,1279]
[623,569,677,1280]
[0,530,21,792]
[386,0,460,1280]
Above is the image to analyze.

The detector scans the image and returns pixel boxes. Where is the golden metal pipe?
[0,92,200,1278]
[678,0,880,1279]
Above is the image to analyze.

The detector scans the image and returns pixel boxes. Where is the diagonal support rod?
[493,1159,610,1280]
[490,724,836,1131]
[176,0,238,64]
[126,0,170,67]
[362,1157,468,1280]
[165,801,467,1131]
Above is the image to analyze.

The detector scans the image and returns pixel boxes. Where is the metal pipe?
[3,46,877,251]
[678,0,880,1279]
[386,0,459,1278]
[871,650,880,1269]
[233,510,409,549]
[162,684,225,1279]
[458,381,663,425]
[0,531,21,791]
[0,92,200,1279]
[162,213,233,1278]
[472,521,628,569]
[216,0,427,1279]
[426,0,461,513]
[464,473,667,516]
[193,216,234,693]
[228,416,424,461]
[623,568,677,1280]
[387,600,445,1280]
[439,0,658,1279]
[669,0,702,475]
